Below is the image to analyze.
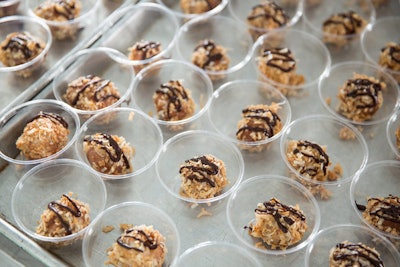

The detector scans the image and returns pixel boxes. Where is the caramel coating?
[179,154,228,200]
[246,197,308,250]
[16,111,70,160]
[106,224,167,267]
[83,133,134,175]
[180,0,221,14]
[63,75,121,111]
[128,40,162,74]
[153,80,195,122]
[329,241,384,267]
[337,73,385,122]
[322,11,367,48]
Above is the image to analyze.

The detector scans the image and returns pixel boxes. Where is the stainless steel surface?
[0,0,400,266]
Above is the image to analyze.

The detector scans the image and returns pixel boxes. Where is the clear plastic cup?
[350,160,400,249]
[361,16,400,84]
[175,15,253,84]
[305,224,400,267]
[318,61,400,127]
[82,201,180,267]
[156,0,228,23]
[174,241,262,267]
[26,0,100,40]
[386,108,400,159]
[0,99,80,168]
[280,114,369,200]
[97,2,179,74]
[303,0,376,62]
[75,107,163,180]
[228,0,303,41]
[251,28,331,97]
[0,15,52,78]
[226,174,321,255]
[11,158,107,248]
[208,79,291,153]
[0,0,20,17]
[131,59,213,140]
[52,47,134,122]
[155,130,245,205]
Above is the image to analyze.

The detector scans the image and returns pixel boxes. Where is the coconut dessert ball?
[16,111,70,160]
[128,40,162,74]
[379,42,400,83]
[106,224,167,267]
[179,154,228,199]
[83,133,135,175]
[246,197,308,250]
[63,75,121,111]
[180,0,221,14]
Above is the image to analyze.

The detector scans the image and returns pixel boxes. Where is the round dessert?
[322,11,367,47]
[83,133,135,175]
[245,197,308,250]
[379,42,400,83]
[247,1,289,40]
[153,80,196,122]
[16,111,70,160]
[63,74,121,111]
[33,0,82,40]
[329,240,384,267]
[36,192,90,238]
[257,47,305,92]
[179,154,228,200]
[337,73,385,122]
[356,195,400,237]
[105,224,167,267]
[128,40,162,74]
[236,103,282,152]
[191,39,230,80]
[180,0,221,14]
[0,31,46,77]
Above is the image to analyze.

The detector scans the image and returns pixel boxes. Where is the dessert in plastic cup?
[97,2,179,74]
[305,224,400,267]
[361,16,400,84]
[350,160,400,249]
[386,108,400,159]
[82,201,180,267]
[75,107,163,180]
[0,99,80,168]
[155,130,244,205]
[174,241,262,267]
[26,0,100,40]
[175,15,253,83]
[131,59,213,139]
[280,114,368,200]
[0,0,20,17]
[0,15,52,78]
[53,47,134,122]
[228,0,303,41]
[11,159,107,248]
[226,175,320,255]
[208,79,291,153]
[251,28,331,97]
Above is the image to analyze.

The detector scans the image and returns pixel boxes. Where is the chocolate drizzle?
[28,111,69,129]
[236,106,281,138]
[292,140,329,176]
[261,47,296,73]
[323,11,364,35]
[48,194,82,235]
[194,39,223,68]
[179,155,219,187]
[69,75,119,106]
[382,44,400,64]
[2,32,42,60]
[247,2,289,27]
[333,242,384,267]
[255,198,305,233]
[83,133,130,169]
[345,78,382,109]
[155,81,188,120]
[36,0,77,20]
[357,195,400,226]
[117,228,158,252]
[134,41,161,60]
